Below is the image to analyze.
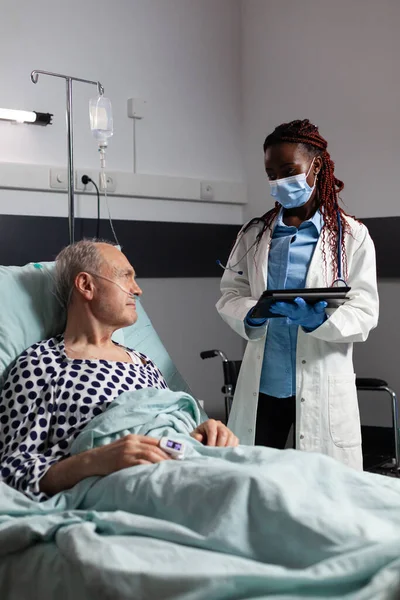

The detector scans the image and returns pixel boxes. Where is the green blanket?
[1,388,400,600]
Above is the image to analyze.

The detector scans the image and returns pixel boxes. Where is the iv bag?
[89,95,113,144]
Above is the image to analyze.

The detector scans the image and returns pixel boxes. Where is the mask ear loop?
[305,157,317,186]
[313,164,319,187]
[306,157,315,176]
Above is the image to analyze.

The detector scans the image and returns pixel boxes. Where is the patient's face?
[90,244,142,328]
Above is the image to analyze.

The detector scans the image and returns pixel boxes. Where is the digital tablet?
[250,287,351,319]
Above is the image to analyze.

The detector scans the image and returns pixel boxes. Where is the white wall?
[241,0,400,221]
[241,0,400,425]
[0,0,244,223]
[0,0,245,412]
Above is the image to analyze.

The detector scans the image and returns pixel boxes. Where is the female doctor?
[216,119,379,470]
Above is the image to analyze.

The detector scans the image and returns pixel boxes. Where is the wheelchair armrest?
[356,378,389,389]
[200,350,228,361]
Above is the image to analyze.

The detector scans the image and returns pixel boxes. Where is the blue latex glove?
[269,297,328,331]
[245,307,267,328]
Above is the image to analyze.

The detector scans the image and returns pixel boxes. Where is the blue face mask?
[269,159,316,209]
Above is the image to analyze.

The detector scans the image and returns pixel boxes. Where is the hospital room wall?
[240,0,400,427]
[0,0,245,418]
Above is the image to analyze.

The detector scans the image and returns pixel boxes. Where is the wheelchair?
[200,349,400,477]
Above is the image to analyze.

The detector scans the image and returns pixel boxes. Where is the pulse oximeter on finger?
[160,437,186,460]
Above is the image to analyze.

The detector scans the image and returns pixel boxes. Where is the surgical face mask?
[269,158,316,209]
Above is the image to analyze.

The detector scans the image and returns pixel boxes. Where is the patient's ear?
[75,272,95,301]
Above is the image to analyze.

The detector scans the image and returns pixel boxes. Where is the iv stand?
[31,70,105,244]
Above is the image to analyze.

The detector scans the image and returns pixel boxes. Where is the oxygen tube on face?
[88,273,137,300]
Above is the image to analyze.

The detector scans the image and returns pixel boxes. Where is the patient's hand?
[90,434,172,475]
[40,434,171,497]
[190,420,239,447]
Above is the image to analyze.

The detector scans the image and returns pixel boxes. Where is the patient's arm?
[0,348,170,499]
[39,449,96,496]
[40,434,171,496]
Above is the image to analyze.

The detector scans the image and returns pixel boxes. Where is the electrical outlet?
[75,170,97,192]
[99,172,117,193]
[49,169,68,189]
[200,181,215,201]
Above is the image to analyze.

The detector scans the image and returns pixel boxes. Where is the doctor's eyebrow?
[265,161,297,171]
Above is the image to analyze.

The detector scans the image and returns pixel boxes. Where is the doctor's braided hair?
[244,119,352,283]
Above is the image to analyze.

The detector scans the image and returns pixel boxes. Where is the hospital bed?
[200,348,400,476]
[2,261,400,600]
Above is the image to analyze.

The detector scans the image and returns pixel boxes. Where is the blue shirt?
[247,210,323,398]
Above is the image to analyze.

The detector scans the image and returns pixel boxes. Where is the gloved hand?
[269,297,327,331]
[245,307,267,328]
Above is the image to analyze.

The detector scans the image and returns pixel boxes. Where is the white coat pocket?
[328,373,361,448]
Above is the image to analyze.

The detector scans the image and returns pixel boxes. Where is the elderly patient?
[0,241,238,501]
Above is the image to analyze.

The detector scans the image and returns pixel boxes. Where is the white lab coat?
[216,213,379,470]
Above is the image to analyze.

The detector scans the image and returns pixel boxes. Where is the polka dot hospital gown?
[0,335,168,501]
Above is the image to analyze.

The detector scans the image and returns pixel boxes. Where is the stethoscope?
[217,209,347,287]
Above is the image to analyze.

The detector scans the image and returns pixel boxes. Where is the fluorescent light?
[0,108,37,123]
[0,108,52,126]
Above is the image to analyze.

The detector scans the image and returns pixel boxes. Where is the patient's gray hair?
[54,239,115,308]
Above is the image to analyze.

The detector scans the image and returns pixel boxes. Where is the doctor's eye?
[282,167,296,177]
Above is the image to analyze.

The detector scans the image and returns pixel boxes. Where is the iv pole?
[31,70,104,244]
